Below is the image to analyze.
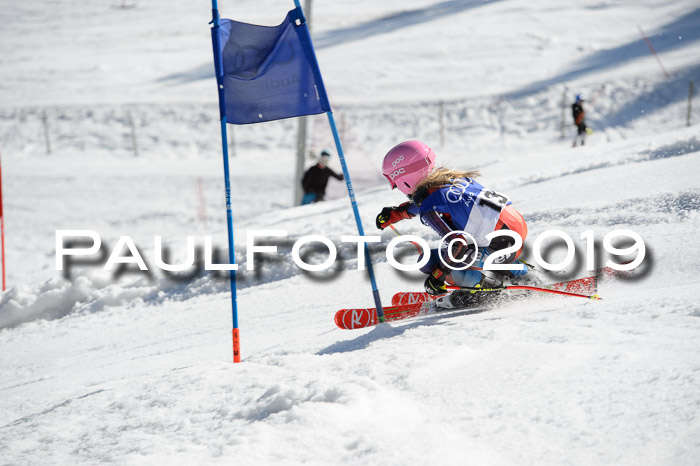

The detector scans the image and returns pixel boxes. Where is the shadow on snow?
[508,8,700,100]
[317,307,493,355]
[158,0,501,84]
[312,0,501,49]
[597,63,700,128]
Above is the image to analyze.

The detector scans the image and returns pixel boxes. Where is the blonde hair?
[414,166,481,192]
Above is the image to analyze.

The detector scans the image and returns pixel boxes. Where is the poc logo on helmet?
[389,168,405,180]
[392,155,404,167]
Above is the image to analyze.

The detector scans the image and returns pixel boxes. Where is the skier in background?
[300,149,344,205]
[572,94,588,147]
[375,140,529,310]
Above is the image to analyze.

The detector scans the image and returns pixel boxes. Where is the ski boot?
[489,259,535,286]
[429,271,505,313]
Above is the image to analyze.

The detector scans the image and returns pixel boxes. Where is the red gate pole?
[637,25,671,79]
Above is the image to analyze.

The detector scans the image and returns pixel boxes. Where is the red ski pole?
[446,284,601,300]
[389,225,423,252]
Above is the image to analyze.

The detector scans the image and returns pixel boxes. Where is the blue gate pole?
[211,0,241,361]
[292,0,384,321]
[326,112,385,321]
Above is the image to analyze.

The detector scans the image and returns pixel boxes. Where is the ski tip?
[334,308,377,330]
[334,310,351,329]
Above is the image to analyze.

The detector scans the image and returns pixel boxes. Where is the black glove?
[376,207,394,229]
[375,202,414,230]
[424,274,447,296]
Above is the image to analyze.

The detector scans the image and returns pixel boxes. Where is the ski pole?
[446,284,601,301]
[388,225,423,252]
[587,84,606,107]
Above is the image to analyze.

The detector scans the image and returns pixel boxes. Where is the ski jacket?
[387,177,527,273]
[301,164,344,200]
[406,177,511,245]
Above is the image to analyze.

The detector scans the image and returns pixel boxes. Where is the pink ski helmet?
[382,140,436,195]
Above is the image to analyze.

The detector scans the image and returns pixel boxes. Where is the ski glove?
[375,202,414,230]
[424,269,448,296]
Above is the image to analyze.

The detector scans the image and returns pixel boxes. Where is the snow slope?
[1,0,700,464]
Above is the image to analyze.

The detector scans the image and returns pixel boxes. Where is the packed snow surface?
[1,0,699,464]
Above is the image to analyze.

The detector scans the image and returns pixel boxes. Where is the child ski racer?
[376,140,529,309]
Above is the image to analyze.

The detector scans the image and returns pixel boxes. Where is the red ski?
[337,272,609,330]
[334,301,431,329]
[391,291,439,306]
[391,273,602,306]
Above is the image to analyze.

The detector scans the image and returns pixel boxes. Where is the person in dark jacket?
[572,94,588,147]
[300,149,344,205]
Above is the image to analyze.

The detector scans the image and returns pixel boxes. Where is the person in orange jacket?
[572,94,588,147]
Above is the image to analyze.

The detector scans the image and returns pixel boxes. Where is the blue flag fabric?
[212,7,331,125]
